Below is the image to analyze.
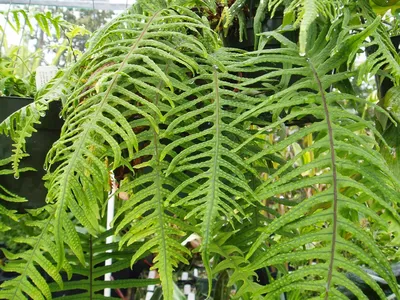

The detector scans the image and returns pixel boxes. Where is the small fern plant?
[0,0,399,299]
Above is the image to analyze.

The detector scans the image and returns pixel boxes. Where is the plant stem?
[308,58,338,300]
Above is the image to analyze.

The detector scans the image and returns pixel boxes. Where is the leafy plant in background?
[0,8,90,97]
[0,7,91,260]
[0,0,400,299]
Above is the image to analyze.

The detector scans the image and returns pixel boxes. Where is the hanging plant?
[0,0,400,299]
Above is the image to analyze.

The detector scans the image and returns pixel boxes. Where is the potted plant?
[0,9,94,290]
[0,0,400,299]
[0,9,91,209]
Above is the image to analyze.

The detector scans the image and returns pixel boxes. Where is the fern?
[253,0,340,51]
[0,209,157,299]
[230,14,400,300]
[0,100,50,234]
[111,73,194,298]
[357,1,400,84]
[1,1,400,299]
[0,157,28,232]
[0,99,52,178]
[158,47,268,292]
[0,206,78,299]
[35,5,218,299]
[49,228,159,299]
[112,124,193,299]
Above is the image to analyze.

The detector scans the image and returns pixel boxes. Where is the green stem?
[308,58,338,300]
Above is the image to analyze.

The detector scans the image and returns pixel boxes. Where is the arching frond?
[159,49,265,290]
[0,99,51,178]
[357,1,400,84]
[110,71,197,298]
[229,19,400,299]
[1,5,219,300]
[41,6,218,280]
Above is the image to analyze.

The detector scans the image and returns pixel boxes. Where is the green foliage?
[236,24,400,297]
[0,8,90,97]
[0,0,400,299]
[0,210,158,299]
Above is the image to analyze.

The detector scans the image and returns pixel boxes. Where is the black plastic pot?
[223,17,283,50]
[222,8,298,51]
[0,97,63,209]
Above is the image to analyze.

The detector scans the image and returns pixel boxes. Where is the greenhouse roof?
[0,0,135,10]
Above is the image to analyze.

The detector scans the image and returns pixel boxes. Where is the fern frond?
[0,157,27,232]
[208,204,277,299]
[210,232,262,298]
[38,7,218,282]
[22,6,218,299]
[113,130,192,299]
[1,5,219,299]
[287,0,340,55]
[234,20,400,299]
[159,49,265,291]
[226,0,246,30]
[357,0,400,84]
[0,150,33,237]
[254,0,340,51]
[111,85,195,298]
[0,98,52,178]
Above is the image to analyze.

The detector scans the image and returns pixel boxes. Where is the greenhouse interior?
[0,0,399,299]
